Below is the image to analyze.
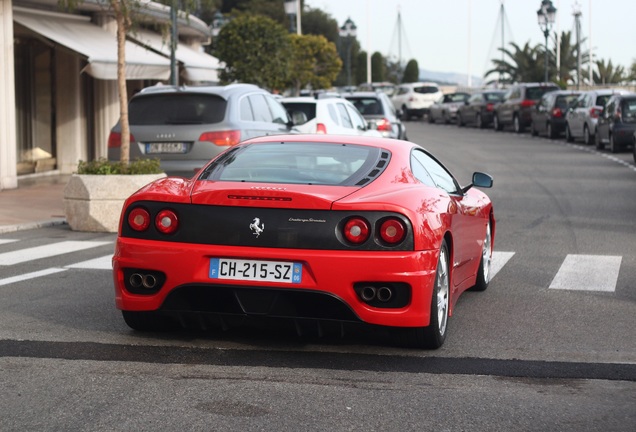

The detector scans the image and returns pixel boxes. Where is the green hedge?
[77,158,163,175]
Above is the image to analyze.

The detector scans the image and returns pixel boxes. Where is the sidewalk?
[0,174,69,234]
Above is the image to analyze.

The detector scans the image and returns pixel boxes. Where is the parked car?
[392,82,443,120]
[428,92,470,124]
[564,89,632,144]
[281,97,381,137]
[595,93,636,153]
[108,84,297,177]
[530,90,581,139]
[344,91,407,139]
[493,82,560,133]
[356,81,396,96]
[113,134,494,349]
[456,90,506,128]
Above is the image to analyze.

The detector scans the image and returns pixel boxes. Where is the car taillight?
[520,100,535,108]
[486,103,495,112]
[376,118,392,132]
[199,130,241,146]
[589,107,601,118]
[551,108,563,118]
[379,218,406,245]
[316,123,327,134]
[343,217,370,244]
[155,209,179,234]
[128,208,150,231]
[108,132,136,148]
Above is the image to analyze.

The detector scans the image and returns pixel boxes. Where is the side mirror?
[462,172,493,193]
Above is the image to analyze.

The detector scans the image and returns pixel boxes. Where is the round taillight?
[128,208,150,231]
[379,218,406,244]
[343,217,370,244]
[155,209,179,234]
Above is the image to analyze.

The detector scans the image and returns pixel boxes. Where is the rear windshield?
[595,95,611,107]
[622,98,636,123]
[555,94,579,109]
[129,94,226,125]
[414,86,439,94]
[526,86,558,101]
[202,142,386,186]
[282,102,317,121]
[485,92,505,102]
[345,97,384,115]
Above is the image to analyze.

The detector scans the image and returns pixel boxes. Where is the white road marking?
[0,267,68,287]
[0,241,112,266]
[66,255,113,270]
[490,251,515,280]
[549,254,622,292]
[0,239,19,245]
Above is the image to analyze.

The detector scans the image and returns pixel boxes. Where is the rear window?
[345,97,384,115]
[282,102,316,121]
[414,86,440,95]
[555,94,579,109]
[202,142,386,186]
[526,86,558,101]
[129,94,226,125]
[485,92,504,102]
[595,95,611,107]
[622,98,636,123]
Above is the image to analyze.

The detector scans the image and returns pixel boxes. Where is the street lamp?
[537,0,557,83]
[284,0,301,35]
[339,17,357,88]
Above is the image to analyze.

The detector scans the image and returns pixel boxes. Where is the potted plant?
[63,158,166,232]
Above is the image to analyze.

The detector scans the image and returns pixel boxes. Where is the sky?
[303,0,636,80]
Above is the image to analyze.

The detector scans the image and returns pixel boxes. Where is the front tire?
[394,240,450,349]
[584,124,593,145]
[493,114,502,131]
[513,114,524,133]
[471,221,493,292]
[565,124,574,142]
[610,134,619,153]
[595,130,605,149]
[476,113,484,129]
[547,122,556,139]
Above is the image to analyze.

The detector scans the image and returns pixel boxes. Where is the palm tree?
[594,59,626,84]
[485,42,545,84]
[553,31,589,85]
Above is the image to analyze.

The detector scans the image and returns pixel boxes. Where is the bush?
[77,158,163,175]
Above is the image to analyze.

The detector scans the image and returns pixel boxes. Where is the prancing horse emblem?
[250,217,265,237]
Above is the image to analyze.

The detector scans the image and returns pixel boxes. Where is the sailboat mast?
[500,1,505,85]
[398,7,402,83]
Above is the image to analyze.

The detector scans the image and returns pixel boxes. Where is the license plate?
[145,142,187,154]
[209,258,302,284]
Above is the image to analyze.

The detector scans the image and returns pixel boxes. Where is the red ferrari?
[113,135,495,349]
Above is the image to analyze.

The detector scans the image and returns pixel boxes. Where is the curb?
[0,218,67,235]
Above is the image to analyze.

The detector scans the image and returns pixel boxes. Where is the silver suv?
[108,84,296,177]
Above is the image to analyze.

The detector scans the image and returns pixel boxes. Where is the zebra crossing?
[0,239,625,293]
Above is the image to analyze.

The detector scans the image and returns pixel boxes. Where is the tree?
[402,59,419,83]
[553,31,589,86]
[355,52,367,85]
[371,52,385,82]
[214,14,292,90]
[286,34,342,95]
[593,59,626,84]
[302,6,340,43]
[485,41,545,84]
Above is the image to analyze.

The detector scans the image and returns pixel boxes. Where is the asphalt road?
[1,121,635,431]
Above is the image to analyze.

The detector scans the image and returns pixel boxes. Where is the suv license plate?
[209,258,302,284]
[145,143,187,154]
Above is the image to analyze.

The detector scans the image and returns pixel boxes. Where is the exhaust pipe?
[129,273,143,288]
[360,286,377,302]
[142,274,157,289]
[376,286,393,302]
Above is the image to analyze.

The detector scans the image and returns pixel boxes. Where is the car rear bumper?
[113,238,439,328]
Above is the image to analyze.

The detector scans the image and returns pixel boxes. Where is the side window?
[410,154,435,187]
[511,88,521,99]
[240,97,255,121]
[248,94,274,123]
[347,104,367,130]
[469,94,480,103]
[265,96,289,125]
[336,103,353,129]
[412,150,459,194]
[327,104,340,125]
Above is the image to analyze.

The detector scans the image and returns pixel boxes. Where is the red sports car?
[112,135,495,349]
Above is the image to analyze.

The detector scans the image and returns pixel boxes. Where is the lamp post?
[339,17,357,89]
[537,0,557,83]
[284,0,301,35]
[210,11,227,38]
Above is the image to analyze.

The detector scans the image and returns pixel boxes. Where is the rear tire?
[393,240,450,349]
[584,124,593,145]
[493,114,502,131]
[547,122,556,139]
[565,124,574,142]
[513,114,524,133]
[457,113,464,127]
[476,113,484,129]
[595,130,605,150]
[530,121,538,136]
[610,134,619,153]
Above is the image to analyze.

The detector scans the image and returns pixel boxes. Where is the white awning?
[131,30,221,83]
[13,8,170,80]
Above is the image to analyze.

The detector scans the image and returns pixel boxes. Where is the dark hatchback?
[493,82,560,133]
[456,90,505,128]
[595,93,636,153]
[530,90,581,139]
